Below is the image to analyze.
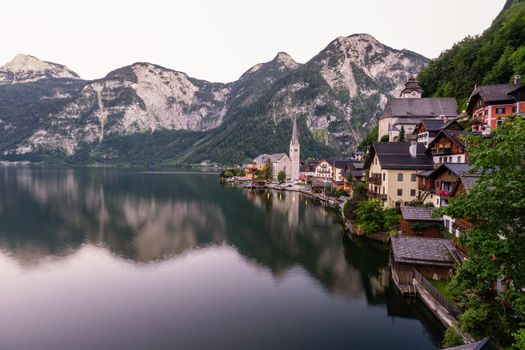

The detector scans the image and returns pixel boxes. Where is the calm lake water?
[0,167,444,350]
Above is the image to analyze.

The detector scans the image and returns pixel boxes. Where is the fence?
[414,270,461,317]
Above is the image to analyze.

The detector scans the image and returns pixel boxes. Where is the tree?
[260,159,274,181]
[398,126,406,142]
[353,199,385,235]
[439,116,525,348]
[277,170,286,183]
[380,135,389,142]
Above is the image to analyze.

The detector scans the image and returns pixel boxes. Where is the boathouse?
[390,236,463,286]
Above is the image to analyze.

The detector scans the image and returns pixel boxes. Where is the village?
[221,75,525,349]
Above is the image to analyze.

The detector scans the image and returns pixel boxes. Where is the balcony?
[367,190,387,201]
[432,147,452,156]
[418,184,435,193]
[436,189,451,197]
[368,176,382,185]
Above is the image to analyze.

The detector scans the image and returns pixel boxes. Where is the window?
[397,189,403,196]
[382,173,385,181]
[410,189,416,196]
[513,105,518,113]
[397,173,403,181]
[411,174,416,182]
[382,186,385,194]
[456,156,461,163]
[496,107,505,114]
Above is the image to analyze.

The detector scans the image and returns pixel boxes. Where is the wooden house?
[400,206,442,238]
[390,236,463,286]
[414,118,463,147]
[426,130,480,165]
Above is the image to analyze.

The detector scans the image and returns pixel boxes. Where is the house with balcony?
[414,118,463,147]
[467,75,524,132]
[364,142,433,208]
[425,130,480,165]
[416,163,474,236]
[314,159,333,179]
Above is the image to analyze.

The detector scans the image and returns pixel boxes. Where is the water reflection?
[0,167,444,349]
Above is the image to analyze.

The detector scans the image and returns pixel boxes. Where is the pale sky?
[0,0,506,83]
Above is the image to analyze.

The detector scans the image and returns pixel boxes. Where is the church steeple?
[289,115,300,180]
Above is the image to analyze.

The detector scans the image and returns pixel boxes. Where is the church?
[253,115,300,181]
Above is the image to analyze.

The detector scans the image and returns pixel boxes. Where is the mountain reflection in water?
[0,167,444,350]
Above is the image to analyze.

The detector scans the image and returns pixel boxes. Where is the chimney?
[409,141,417,158]
[514,75,521,86]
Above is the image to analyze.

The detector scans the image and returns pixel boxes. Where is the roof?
[331,159,357,169]
[416,118,463,133]
[460,174,481,191]
[417,169,434,177]
[364,142,433,170]
[469,84,521,103]
[400,206,441,221]
[254,153,289,164]
[426,130,481,153]
[391,236,464,266]
[381,97,458,119]
[442,338,495,350]
[426,163,472,179]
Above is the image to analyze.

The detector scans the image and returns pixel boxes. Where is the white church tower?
[289,115,300,180]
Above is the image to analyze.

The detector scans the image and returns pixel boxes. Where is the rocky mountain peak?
[273,52,299,70]
[0,54,80,84]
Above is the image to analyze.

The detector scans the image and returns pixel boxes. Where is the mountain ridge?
[0,34,429,165]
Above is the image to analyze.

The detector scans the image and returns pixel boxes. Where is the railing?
[368,177,382,185]
[414,270,461,317]
[367,190,387,201]
[432,147,452,155]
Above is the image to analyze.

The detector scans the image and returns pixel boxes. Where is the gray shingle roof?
[254,153,289,164]
[391,236,464,266]
[469,84,521,103]
[367,142,433,170]
[460,174,481,191]
[381,98,458,119]
[401,206,441,221]
[442,338,494,350]
[426,163,472,179]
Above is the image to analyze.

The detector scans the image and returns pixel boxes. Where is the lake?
[0,167,444,350]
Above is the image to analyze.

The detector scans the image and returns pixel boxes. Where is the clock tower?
[289,115,300,180]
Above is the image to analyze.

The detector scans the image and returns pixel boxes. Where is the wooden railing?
[414,270,461,317]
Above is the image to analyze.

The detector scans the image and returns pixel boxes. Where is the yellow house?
[364,142,434,208]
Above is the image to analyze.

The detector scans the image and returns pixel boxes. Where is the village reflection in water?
[0,167,444,349]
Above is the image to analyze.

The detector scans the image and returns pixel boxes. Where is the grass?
[430,279,455,303]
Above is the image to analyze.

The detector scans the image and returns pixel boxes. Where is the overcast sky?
[0,0,505,83]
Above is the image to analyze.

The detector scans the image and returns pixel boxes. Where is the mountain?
[418,0,525,106]
[0,35,428,165]
[0,54,80,84]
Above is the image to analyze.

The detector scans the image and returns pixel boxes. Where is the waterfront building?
[253,153,291,180]
[390,236,463,286]
[378,78,458,141]
[364,142,433,208]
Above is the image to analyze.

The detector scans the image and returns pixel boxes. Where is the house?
[378,78,458,141]
[314,159,333,179]
[390,236,463,286]
[253,153,291,180]
[417,163,472,208]
[467,75,524,132]
[364,142,434,208]
[447,173,481,236]
[400,206,443,238]
[418,164,480,237]
[414,118,463,147]
[330,159,357,182]
[426,130,480,165]
[341,162,365,194]
[299,161,317,180]
[441,338,495,350]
